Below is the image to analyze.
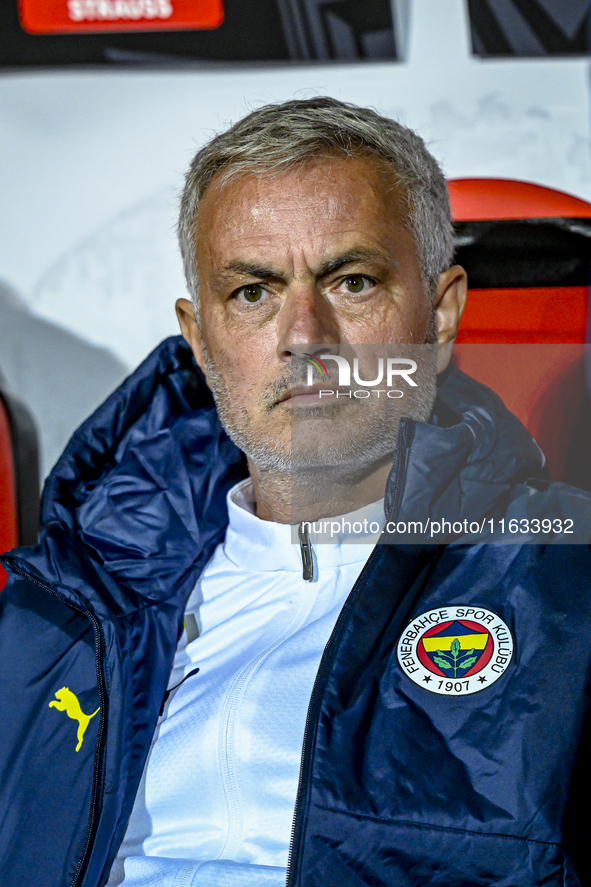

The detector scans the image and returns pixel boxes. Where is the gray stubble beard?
[201,340,439,485]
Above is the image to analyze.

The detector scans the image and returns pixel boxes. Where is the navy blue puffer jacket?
[1,336,590,887]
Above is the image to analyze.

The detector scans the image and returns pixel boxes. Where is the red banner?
[18,0,223,34]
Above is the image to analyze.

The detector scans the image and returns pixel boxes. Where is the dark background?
[468,0,591,57]
[0,0,398,66]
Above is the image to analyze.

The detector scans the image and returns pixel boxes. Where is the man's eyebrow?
[315,248,390,277]
[217,261,285,281]
[217,249,389,283]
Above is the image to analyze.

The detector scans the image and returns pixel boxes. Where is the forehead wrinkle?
[205,163,388,240]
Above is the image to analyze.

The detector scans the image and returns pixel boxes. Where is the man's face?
[180,155,458,478]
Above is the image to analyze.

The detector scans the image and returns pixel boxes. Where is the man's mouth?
[276,384,338,406]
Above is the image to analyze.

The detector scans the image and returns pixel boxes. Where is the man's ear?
[434,265,468,373]
[176,298,209,382]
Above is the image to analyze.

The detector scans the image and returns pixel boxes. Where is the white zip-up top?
[109,480,383,887]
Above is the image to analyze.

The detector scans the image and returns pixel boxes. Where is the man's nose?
[276,285,340,362]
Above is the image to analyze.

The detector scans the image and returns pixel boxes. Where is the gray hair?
[178,97,454,313]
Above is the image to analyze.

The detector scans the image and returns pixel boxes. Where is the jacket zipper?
[298,522,314,581]
[3,559,107,887]
[385,419,414,524]
[285,423,414,885]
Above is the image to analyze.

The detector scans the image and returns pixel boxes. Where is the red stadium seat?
[0,395,18,587]
[0,381,40,589]
[449,179,591,489]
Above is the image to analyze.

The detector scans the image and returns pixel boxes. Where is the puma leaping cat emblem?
[49,687,100,752]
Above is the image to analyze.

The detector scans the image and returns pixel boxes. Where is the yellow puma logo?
[49,687,100,752]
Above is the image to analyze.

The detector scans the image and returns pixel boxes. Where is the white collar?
[223,479,384,573]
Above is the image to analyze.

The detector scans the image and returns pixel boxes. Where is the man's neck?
[247,458,392,524]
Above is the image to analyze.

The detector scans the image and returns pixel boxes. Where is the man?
[1,98,590,887]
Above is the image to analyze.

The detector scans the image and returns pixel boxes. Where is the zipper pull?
[160,667,200,716]
[298,522,314,581]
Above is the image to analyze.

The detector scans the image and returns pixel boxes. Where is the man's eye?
[341,276,373,295]
[236,284,265,303]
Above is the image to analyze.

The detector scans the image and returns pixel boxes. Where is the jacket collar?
[386,363,545,525]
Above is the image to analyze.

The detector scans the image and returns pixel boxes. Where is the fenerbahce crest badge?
[396,606,514,696]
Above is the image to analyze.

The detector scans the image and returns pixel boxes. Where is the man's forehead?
[194,155,409,261]
[199,156,402,220]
